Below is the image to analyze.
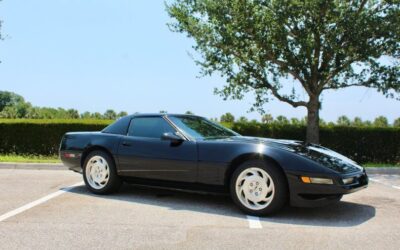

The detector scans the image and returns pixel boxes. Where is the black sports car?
[60,113,368,215]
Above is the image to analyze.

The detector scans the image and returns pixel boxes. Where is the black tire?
[82,150,122,194]
[230,159,288,216]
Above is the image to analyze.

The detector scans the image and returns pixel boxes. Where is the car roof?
[125,113,203,119]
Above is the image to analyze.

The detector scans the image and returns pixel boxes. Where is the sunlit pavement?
[0,169,399,250]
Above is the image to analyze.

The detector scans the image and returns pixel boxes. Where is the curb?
[365,167,400,175]
[0,162,68,170]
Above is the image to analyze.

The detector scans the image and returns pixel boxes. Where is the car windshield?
[168,115,240,139]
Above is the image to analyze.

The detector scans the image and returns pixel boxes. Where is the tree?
[290,118,301,126]
[81,111,92,119]
[238,116,248,123]
[104,109,117,120]
[167,0,400,143]
[66,109,79,119]
[352,117,364,127]
[91,112,103,119]
[117,111,128,118]
[373,116,389,127]
[394,118,400,127]
[0,91,25,112]
[337,115,351,126]
[261,114,273,124]
[210,117,219,122]
[220,112,235,123]
[185,111,194,115]
[274,115,289,125]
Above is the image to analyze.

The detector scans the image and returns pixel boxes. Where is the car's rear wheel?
[83,150,122,194]
[230,160,288,216]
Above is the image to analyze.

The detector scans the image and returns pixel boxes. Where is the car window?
[128,117,176,139]
[168,116,239,139]
[102,116,130,135]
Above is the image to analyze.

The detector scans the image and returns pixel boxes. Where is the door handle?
[122,141,131,146]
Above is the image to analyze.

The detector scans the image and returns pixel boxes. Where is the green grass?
[0,154,60,163]
[363,163,400,168]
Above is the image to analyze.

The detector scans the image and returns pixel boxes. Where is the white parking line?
[0,182,83,222]
[392,185,400,190]
[246,215,262,229]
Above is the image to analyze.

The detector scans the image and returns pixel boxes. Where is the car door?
[117,116,198,182]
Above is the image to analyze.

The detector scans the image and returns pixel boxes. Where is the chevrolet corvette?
[59,114,368,215]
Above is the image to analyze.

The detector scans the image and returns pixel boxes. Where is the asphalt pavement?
[0,169,399,250]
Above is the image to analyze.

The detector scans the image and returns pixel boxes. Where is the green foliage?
[394,118,400,127]
[0,91,128,120]
[352,117,364,127]
[0,120,112,155]
[275,115,290,125]
[0,91,25,112]
[0,154,59,163]
[1,119,398,164]
[103,109,117,120]
[185,111,194,115]
[231,122,400,164]
[337,115,351,126]
[220,112,235,123]
[167,0,400,143]
[118,111,128,118]
[238,116,248,123]
[261,114,273,124]
[373,116,389,127]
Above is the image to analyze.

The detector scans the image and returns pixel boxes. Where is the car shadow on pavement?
[66,183,375,227]
[262,202,376,227]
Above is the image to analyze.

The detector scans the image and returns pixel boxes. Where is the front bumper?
[287,170,368,207]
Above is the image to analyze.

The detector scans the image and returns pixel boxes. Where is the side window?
[128,117,176,139]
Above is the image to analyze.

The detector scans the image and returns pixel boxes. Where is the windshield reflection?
[168,116,239,139]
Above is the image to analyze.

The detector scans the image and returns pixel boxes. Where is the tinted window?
[168,116,239,139]
[102,116,130,135]
[128,117,176,138]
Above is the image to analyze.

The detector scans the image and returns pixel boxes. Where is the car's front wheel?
[230,160,288,216]
[83,150,122,194]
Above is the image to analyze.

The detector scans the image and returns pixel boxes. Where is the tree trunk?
[306,97,320,144]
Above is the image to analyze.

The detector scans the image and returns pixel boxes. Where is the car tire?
[230,159,288,216]
[83,150,122,194]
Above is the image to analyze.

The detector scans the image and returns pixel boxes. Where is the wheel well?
[80,146,116,168]
[225,153,288,188]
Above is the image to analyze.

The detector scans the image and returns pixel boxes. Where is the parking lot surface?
[0,169,399,250]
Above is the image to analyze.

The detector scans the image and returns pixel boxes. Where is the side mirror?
[161,132,184,143]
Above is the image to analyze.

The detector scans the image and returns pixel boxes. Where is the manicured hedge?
[232,122,400,164]
[0,120,110,155]
[0,119,399,164]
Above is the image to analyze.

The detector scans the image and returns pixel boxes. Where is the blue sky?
[1,0,399,122]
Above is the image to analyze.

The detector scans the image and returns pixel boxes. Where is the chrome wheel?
[85,155,110,189]
[235,167,275,210]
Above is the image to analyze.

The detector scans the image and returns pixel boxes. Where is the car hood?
[205,136,363,174]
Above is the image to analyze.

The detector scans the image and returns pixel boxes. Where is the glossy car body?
[60,113,368,207]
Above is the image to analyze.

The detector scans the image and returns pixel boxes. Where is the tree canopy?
[0,91,127,120]
[167,0,400,143]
